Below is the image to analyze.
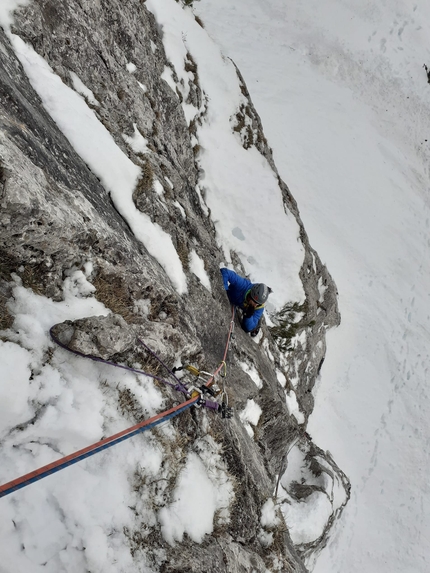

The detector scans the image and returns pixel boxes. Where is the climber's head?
[248,283,270,307]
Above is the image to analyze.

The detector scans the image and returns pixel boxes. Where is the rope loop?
[0,305,237,499]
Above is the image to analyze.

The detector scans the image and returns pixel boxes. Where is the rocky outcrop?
[51,314,137,359]
[0,1,349,571]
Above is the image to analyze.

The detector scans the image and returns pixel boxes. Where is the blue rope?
[1,311,236,500]
[0,402,194,499]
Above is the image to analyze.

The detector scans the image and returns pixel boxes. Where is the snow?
[277,444,334,546]
[5,32,187,294]
[158,452,216,544]
[189,249,212,292]
[122,123,149,154]
[153,179,164,197]
[160,66,178,98]
[262,338,275,362]
[69,71,100,107]
[285,390,305,425]
[196,0,430,571]
[260,498,281,529]
[276,369,287,388]
[126,62,137,73]
[133,298,152,318]
[258,529,274,548]
[0,0,29,28]
[281,489,332,546]
[239,399,262,438]
[158,442,233,545]
[145,0,306,310]
[164,176,174,189]
[5,271,108,361]
[0,342,33,437]
[137,81,147,93]
[239,360,263,389]
[174,200,186,218]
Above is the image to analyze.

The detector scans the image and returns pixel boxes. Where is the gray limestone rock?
[51,314,136,359]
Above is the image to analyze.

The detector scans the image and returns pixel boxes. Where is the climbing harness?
[0,307,236,499]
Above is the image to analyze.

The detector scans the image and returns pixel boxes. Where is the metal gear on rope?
[0,306,236,499]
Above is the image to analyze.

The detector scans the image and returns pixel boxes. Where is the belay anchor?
[172,363,232,418]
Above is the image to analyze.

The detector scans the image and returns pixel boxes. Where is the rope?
[202,306,235,387]
[0,306,236,499]
[50,327,184,393]
[137,337,188,393]
[0,400,196,499]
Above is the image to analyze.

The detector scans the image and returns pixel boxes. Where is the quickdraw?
[0,306,236,499]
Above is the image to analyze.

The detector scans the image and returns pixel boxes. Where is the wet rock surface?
[0,1,349,571]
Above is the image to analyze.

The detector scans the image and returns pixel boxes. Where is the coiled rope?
[0,306,235,499]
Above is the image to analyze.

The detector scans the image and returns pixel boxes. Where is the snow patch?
[0,0,30,30]
[260,498,281,528]
[285,389,305,425]
[122,123,149,154]
[153,179,165,197]
[239,399,262,437]
[239,360,263,389]
[174,200,186,219]
[137,81,147,93]
[0,342,34,438]
[262,338,274,361]
[189,250,212,291]
[70,71,100,106]
[164,176,174,189]
[281,489,332,545]
[133,298,152,317]
[276,369,287,388]
[278,445,331,545]
[158,449,232,544]
[160,65,178,96]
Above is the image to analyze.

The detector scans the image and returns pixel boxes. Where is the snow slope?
[196,0,430,571]
[145,0,305,307]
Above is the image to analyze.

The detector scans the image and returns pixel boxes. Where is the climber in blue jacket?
[220,267,271,337]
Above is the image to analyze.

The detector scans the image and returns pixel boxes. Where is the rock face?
[0,1,349,572]
[51,314,137,359]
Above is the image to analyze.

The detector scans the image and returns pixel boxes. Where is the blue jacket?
[220,268,265,332]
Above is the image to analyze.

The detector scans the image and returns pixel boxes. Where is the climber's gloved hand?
[220,267,229,290]
[244,306,255,318]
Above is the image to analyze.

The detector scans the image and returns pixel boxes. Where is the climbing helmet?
[250,283,270,305]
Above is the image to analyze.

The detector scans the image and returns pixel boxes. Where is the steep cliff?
[0,1,349,571]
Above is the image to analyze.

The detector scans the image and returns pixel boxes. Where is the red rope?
[0,306,236,499]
